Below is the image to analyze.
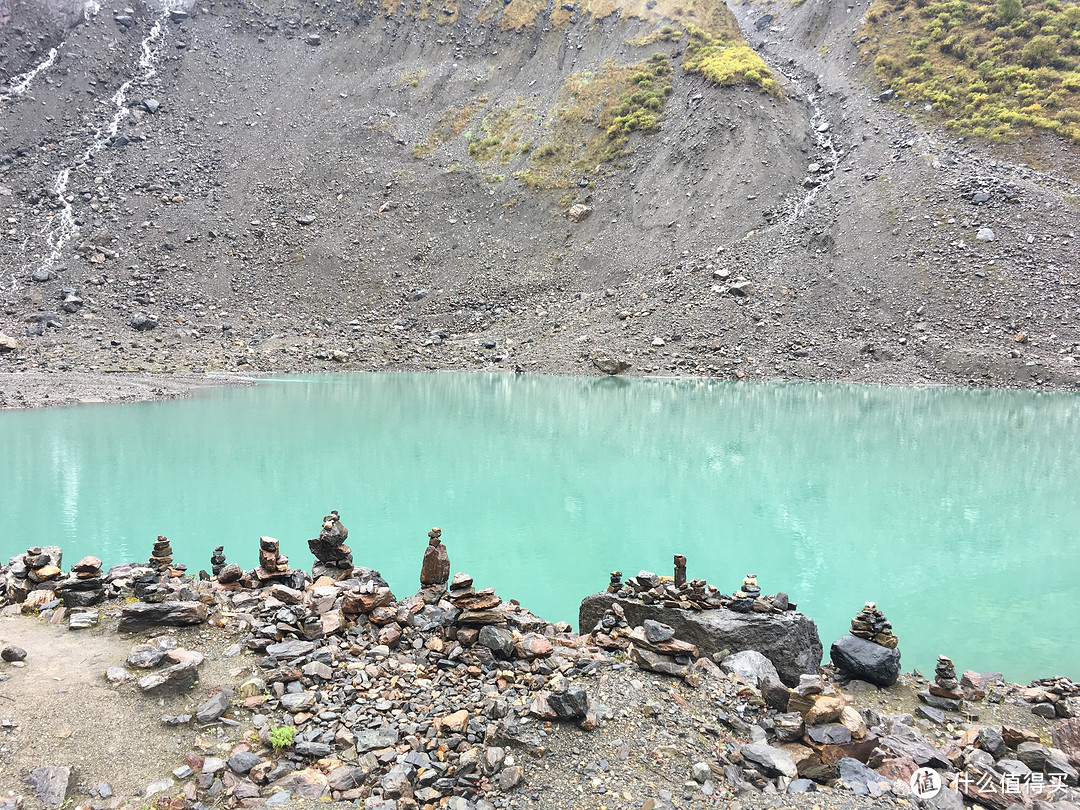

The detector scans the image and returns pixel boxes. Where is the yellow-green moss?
[682,26,782,94]
[860,0,1080,143]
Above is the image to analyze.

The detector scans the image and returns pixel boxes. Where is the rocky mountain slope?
[1,0,1078,389]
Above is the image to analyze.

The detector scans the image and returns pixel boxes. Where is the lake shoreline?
[1,364,1075,412]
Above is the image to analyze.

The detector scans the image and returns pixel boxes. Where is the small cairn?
[57,555,106,608]
[607,571,623,593]
[830,602,902,687]
[590,601,631,650]
[419,527,450,589]
[25,545,64,586]
[308,510,353,580]
[254,536,292,582]
[149,535,174,571]
[448,573,506,641]
[628,618,700,681]
[210,545,227,578]
[728,574,761,613]
[849,602,898,648]
[919,654,965,712]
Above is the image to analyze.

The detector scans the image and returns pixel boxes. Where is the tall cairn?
[210,546,227,578]
[255,536,292,582]
[308,510,354,580]
[420,527,450,589]
[149,535,173,572]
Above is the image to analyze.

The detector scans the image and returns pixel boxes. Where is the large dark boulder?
[579,591,822,686]
[830,634,900,687]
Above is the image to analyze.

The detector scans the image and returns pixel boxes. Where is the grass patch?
[859,0,1080,143]
[627,25,683,46]
[521,53,674,188]
[397,69,426,88]
[499,0,546,31]
[682,25,782,94]
[468,100,536,164]
[413,97,489,158]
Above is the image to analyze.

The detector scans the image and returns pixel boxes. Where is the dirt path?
[0,611,255,807]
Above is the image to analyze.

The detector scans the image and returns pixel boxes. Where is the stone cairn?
[210,545,227,578]
[849,601,898,648]
[308,510,353,580]
[919,654,965,712]
[628,618,701,681]
[255,536,293,583]
[609,558,793,615]
[57,555,106,608]
[149,535,174,571]
[3,546,64,607]
[590,601,631,650]
[419,527,450,589]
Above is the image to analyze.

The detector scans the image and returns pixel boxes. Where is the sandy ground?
[0,609,256,808]
[0,371,255,410]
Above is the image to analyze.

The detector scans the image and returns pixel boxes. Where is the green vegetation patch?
[860,0,1080,143]
[468,100,536,164]
[412,97,489,158]
[626,25,683,47]
[520,54,674,188]
[682,26,782,94]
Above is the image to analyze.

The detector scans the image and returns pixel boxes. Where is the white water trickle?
[0,47,59,102]
[33,16,166,275]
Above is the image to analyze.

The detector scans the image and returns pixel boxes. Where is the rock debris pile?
[3,527,1080,810]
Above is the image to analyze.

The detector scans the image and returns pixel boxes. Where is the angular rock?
[741,742,798,779]
[478,625,515,659]
[580,591,821,686]
[118,601,206,632]
[126,644,166,669]
[196,691,229,723]
[548,686,589,721]
[137,661,199,695]
[830,634,900,687]
[721,649,780,685]
[26,765,75,805]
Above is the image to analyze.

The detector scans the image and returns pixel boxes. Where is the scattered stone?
[26,765,74,805]
[567,204,593,223]
[1,644,27,662]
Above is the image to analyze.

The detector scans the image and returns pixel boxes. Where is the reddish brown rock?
[517,634,554,659]
[804,695,846,726]
[419,527,450,586]
[1002,725,1040,748]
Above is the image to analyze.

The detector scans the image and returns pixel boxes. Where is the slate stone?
[740,742,798,779]
[137,661,199,695]
[643,619,675,643]
[196,691,229,723]
[126,644,166,669]
[807,723,853,745]
[580,591,821,686]
[118,601,206,632]
[837,757,889,787]
[478,625,515,659]
[27,765,75,805]
[830,634,900,687]
[547,686,589,721]
[228,752,261,774]
[266,640,316,659]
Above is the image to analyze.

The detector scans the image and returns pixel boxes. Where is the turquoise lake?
[2,372,1077,683]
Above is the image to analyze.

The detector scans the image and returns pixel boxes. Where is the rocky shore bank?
[2,515,1079,810]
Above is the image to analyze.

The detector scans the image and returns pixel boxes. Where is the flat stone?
[266,639,315,659]
[137,661,199,696]
[280,692,316,712]
[27,765,75,805]
[118,601,206,632]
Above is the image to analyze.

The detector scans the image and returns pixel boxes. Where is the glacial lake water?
[2,372,1078,683]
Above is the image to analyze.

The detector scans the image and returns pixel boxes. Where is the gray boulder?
[830,634,900,687]
[579,591,821,686]
[721,650,780,685]
[740,742,797,779]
